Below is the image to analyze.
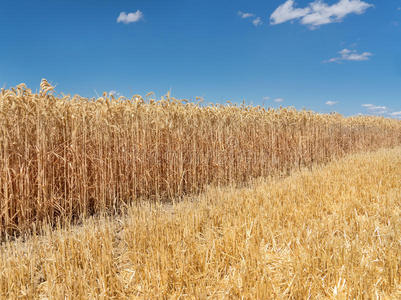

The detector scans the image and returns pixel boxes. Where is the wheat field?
[1,80,401,236]
[0,147,400,299]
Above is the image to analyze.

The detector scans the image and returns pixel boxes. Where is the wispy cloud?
[263,96,271,101]
[109,90,121,97]
[362,104,387,110]
[117,10,144,24]
[361,104,388,114]
[252,17,263,26]
[274,98,284,103]
[238,11,254,19]
[238,11,263,26]
[270,0,373,28]
[326,100,338,106]
[361,106,401,119]
[325,48,372,63]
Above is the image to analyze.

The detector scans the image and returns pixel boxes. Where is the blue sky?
[0,0,400,118]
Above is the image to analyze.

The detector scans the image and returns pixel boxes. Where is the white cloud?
[362,104,387,111]
[325,48,372,63]
[270,0,373,28]
[301,0,373,26]
[362,106,401,119]
[109,90,120,97]
[263,96,271,101]
[238,11,263,27]
[270,0,311,25]
[274,98,284,103]
[252,17,263,26]
[361,104,388,115]
[238,11,254,19]
[326,100,338,106]
[117,10,144,24]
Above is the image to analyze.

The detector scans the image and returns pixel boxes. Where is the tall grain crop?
[1,80,400,235]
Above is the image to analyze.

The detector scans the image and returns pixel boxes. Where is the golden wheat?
[1,147,400,298]
[0,80,400,235]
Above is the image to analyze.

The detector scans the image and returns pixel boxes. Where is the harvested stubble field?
[0,80,401,236]
[1,147,400,298]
